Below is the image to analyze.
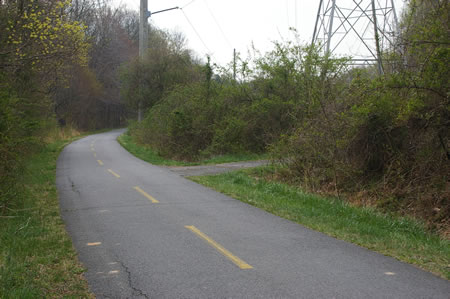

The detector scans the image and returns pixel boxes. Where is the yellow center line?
[94,152,97,158]
[185,225,253,270]
[87,242,102,246]
[107,169,120,178]
[133,186,159,203]
[97,160,104,166]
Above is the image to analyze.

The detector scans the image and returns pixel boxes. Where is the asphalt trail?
[57,129,450,298]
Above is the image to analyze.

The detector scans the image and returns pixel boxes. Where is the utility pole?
[138,2,179,122]
[138,0,148,122]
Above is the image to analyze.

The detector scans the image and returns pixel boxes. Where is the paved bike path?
[57,130,450,298]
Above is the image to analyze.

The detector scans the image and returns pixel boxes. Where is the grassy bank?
[0,132,93,298]
[117,133,265,166]
[190,168,450,280]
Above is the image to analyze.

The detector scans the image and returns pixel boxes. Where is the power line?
[182,0,196,9]
[285,0,290,28]
[180,8,212,54]
[295,0,298,29]
[202,0,233,50]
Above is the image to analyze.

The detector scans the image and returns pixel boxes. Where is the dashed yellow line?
[185,225,253,270]
[97,160,104,166]
[133,186,159,203]
[107,169,120,178]
[93,152,97,158]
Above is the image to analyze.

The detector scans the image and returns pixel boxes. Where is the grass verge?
[117,133,265,166]
[189,168,450,280]
[0,133,93,298]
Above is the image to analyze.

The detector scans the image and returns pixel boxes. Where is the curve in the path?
[57,130,450,298]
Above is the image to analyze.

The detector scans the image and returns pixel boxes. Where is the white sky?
[114,0,405,67]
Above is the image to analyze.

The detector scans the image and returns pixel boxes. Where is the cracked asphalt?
[56,130,450,298]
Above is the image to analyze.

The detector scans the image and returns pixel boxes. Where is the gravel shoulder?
[167,160,269,176]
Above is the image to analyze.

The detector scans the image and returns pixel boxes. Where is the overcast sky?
[114,0,405,67]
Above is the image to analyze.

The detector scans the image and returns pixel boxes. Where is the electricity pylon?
[312,0,400,74]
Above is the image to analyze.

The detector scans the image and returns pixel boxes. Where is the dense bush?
[0,86,34,212]
[270,0,449,230]
[125,0,448,231]
[129,42,338,160]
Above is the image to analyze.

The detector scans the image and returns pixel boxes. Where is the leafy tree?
[1,0,89,85]
[54,1,139,129]
[120,28,201,112]
[0,0,89,211]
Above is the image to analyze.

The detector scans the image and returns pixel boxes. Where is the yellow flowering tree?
[0,0,89,210]
[1,0,89,81]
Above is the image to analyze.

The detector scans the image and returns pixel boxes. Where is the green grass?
[190,168,450,280]
[117,133,266,166]
[0,135,93,298]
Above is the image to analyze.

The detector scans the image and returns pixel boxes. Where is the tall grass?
[0,131,93,298]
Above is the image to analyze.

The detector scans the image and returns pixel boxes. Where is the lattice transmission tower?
[312,0,400,74]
